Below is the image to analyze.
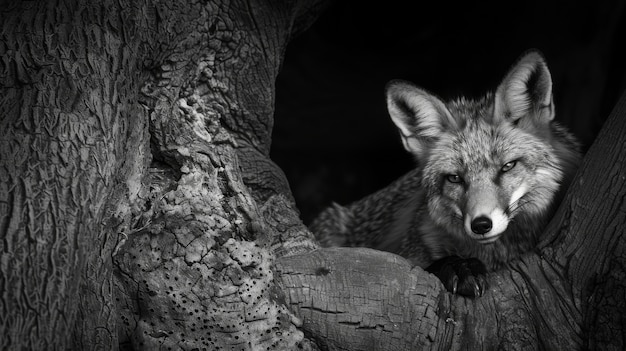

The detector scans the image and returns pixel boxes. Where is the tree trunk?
[1,1,624,350]
[0,0,325,349]
[0,1,151,348]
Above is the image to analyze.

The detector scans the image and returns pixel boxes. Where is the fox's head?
[386,50,572,244]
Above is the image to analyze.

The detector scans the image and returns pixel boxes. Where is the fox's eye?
[501,161,517,172]
[445,174,463,183]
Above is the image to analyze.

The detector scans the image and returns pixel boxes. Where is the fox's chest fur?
[310,50,581,275]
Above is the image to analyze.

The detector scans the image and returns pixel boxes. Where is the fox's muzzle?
[464,182,510,243]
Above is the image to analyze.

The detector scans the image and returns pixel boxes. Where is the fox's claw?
[426,256,488,297]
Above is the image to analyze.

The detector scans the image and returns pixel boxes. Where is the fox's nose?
[471,216,493,234]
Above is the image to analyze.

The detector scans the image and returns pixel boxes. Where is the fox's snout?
[464,209,510,244]
[462,183,522,243]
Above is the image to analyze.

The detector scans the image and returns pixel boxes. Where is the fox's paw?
[425,256,488,297]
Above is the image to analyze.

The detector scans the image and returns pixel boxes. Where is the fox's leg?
[425,256,488,297]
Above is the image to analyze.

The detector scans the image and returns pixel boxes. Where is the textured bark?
[554,95,626,350]
[275,93,626,350]
[0,0,326,350]
[276,248,443,350]
[0,1,150,349]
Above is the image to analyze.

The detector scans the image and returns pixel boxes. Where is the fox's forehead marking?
[434,118,521,178]
[446,95,505,165]
[453,120,506,170]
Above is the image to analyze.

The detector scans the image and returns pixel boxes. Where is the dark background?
[271,1,626,224]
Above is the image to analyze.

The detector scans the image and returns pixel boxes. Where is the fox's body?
[310,51,581,295]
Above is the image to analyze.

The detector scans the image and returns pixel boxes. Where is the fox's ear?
[494,50,554,126]
[386,80,457,158]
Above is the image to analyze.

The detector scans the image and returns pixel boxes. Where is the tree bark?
[276,92,626,350]
[0,0,326,349]
[0,1,152,348]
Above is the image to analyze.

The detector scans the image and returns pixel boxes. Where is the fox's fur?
[310,51,581,272]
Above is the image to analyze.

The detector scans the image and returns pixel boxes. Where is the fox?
[309,50,582,297]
